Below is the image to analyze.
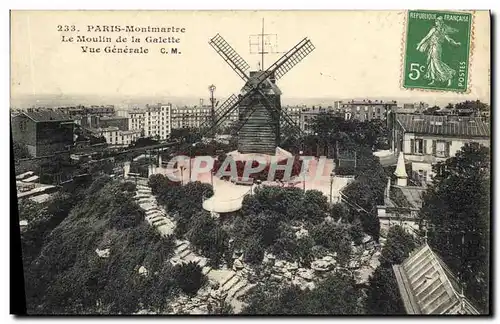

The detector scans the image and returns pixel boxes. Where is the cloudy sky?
[11,10,490,106]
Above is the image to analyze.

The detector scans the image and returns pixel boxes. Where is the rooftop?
[100,116,128,120]
[20,110,74,123]
[387,185,425,209]
[346,99,398,105]
[397,114,490,137]
[393,243,480,315]
[92,126,120,132]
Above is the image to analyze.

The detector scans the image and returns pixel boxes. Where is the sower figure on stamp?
[416,16,461,87]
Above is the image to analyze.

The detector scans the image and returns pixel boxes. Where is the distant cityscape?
[10,97,490,153]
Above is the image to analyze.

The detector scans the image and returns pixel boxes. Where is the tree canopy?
[365,225,416,315]
[242,272,363,314]
[22,179,183,314]
[420,142,490,312]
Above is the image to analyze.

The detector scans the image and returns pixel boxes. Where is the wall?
[36,121,74,156]
[99,117,129,131]
[402,132,489,182]
[11,115,37,155]
[14,152,71,176]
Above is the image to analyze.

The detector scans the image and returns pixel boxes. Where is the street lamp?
[299,150,305,193]
[329,171,335,204]
[314,132,319,157]
[189,143,195,183]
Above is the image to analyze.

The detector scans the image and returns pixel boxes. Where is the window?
[411,138,424,154]
[19,120,27,131]
[434,140,449,158]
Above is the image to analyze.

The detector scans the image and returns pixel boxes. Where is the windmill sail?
[209,34,251,81]
[256,38,315,83]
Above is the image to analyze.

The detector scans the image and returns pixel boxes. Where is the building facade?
[124,104,172,140]
[80,115,129,131]
[377,152,425,237]
[392,114,490,183]
[299,106,339,134]
[91,126,142,146]
[282,105,303,127]
[336,99,397,121]
[11,111,75,157]
[56,105,116,117]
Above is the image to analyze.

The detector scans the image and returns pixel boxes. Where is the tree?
[22,179,178,314]
[420,142,490,312]
[301,190,329,224]
[186,212,230,268]
[423,105,440,115]
[243,235,266,265]
[243,272,363,314]
[172,262,207,296]
[130,136,159,148]
[365,225,415,314]
[341,147,386,240]
[455,100,489,114]
[89,134,106,145]
[310,222,352,266]
[379,225,417,267]
[366,267,405,314]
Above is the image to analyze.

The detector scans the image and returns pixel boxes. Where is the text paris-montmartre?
[86,25,186,33]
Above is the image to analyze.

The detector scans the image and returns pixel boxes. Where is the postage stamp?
[403,10,473,92]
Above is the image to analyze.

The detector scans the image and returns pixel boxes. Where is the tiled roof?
[397,114,490,137]
[388,185,425,209]
[22,110,73,123]
[393,244,480,315]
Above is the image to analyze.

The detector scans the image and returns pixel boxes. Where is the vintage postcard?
[10,10,491,315]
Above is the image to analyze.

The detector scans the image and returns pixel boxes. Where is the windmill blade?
[196,94,239,135]
[260,38,315,82]
[199,91,255,138]
[257,89,303,136]
[256,90,305,152]
[209,34,251,81]
[213,94,239,118]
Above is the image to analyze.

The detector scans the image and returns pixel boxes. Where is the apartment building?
[91,126,142,146]
[393,114,490,183]
[57,105,116,117]
[335,99,398,121]
[298,106,341,133]
[282,105,303,127]
[125,104,171,140]
[11,110,75,157]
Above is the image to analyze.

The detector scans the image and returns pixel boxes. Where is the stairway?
[131,180,254,313]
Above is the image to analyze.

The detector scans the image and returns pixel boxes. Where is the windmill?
[200,21,315,155]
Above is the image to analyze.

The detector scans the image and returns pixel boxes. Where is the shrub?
[172,262,207,296]
[244,236,266,265]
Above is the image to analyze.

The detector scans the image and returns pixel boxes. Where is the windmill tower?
[206,21,315,155]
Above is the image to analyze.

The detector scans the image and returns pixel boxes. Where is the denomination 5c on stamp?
[403,10,472,92]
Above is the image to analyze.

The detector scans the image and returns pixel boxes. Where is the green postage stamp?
[403,10,473,92]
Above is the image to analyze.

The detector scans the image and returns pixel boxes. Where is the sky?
[10,10,490,107]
